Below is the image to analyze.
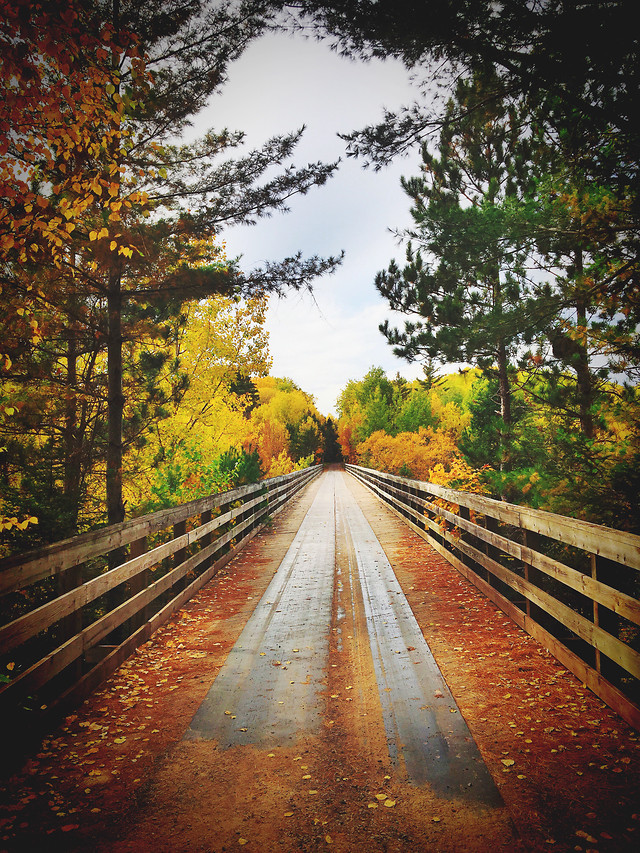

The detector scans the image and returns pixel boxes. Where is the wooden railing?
[347,464,640,729]
[0,465,321,744]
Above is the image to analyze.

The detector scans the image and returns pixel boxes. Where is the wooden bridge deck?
[1,469,639,852]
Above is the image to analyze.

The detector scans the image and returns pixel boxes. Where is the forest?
[1,0,638,556]
[335,365,639,534]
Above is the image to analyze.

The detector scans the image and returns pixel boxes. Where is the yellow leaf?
[114,737,126,744]
[6,662,15,671]
[302,774,311,779]
[367,803,378,809]
[501,759,515,767]
[110,240,117,251]
[383,799,396,808]
[238,839,248,846]
[283,812,294,818]
[89,230,98,241]
[375,793,386,801]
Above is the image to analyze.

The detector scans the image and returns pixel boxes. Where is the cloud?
[265,289,425,416]
[191,31,429,415]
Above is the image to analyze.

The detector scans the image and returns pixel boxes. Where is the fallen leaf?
[501,759,515,767]
[284,812,294,818]
[576,831,598,843]
[384,799,396,807]
[368,803,378,809]
[375,793,387,801]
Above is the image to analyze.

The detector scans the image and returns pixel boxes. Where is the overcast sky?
[193,31,430,416]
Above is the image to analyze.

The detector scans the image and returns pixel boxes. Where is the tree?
[122,289,272,513]
[2,0,342,536]
[279,1,638,332]
[321,417,343,463]
[377,69,533,472]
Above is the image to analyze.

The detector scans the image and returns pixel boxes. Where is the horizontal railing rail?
[347,464,640,729]
[0,465,321,744]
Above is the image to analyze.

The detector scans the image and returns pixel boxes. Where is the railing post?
[591,552,601,674]
[173,519,188,591]
[200,509,212,570]
[121,536,150,636]
[521,530,532,619]
[58,564,83,681]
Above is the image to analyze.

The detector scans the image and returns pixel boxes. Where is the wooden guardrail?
[0,465,321,745]
[347,464,640,729]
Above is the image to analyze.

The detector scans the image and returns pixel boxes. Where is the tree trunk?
[63,326,81,534]
[573,249,595,438]
[106,0,125,528]
[496,339,513,473]
[107,274,125,525]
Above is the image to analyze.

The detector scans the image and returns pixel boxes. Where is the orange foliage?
[337,414,362,463]
[251,419,289,475]
[357,427,484,493]
[0,0,149,270]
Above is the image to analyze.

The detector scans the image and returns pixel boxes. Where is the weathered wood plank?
[354,470,640,731]
[427,500,640,626]
[352,466,640,627]
[349,465,640,570]
[0,500,272,710]
[428,537,640,732]
[0,494,267,653]
[0,481,265,596]
[50,518,266,719]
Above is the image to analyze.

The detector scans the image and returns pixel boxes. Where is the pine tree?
[377,69,533,471]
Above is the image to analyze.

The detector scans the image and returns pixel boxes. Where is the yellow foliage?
[123,292,270,506]
[429,396,471,437]
[266,450,295,478]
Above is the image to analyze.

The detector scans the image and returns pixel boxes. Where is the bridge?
[1,466,639,852]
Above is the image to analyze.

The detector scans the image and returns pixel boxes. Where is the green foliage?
[321,417,343,463]
[394,388,435,433]
[140,444,263,514]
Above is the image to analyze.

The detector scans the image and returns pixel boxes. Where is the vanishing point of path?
[2,469,639,853]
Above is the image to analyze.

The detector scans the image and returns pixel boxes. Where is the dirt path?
[1,470,639,852]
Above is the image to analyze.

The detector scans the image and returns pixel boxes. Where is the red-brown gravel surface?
[1,471,638,852]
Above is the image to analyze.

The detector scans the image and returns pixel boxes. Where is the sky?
[191,31,432,416]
